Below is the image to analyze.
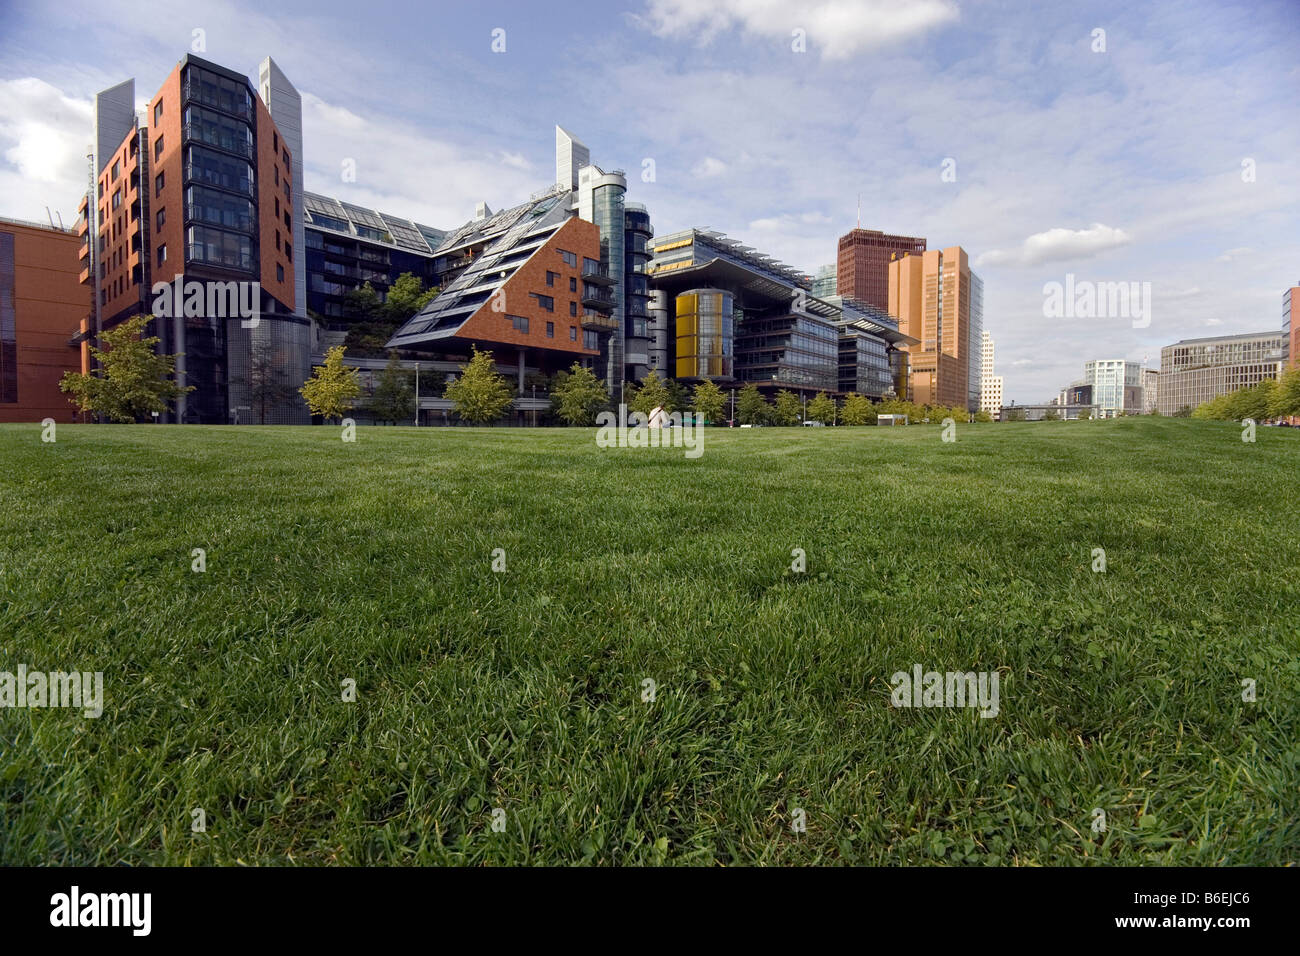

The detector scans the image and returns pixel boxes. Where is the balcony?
[78,265,91,285]
[185,164,255,197]
[582,290,615,312]
[581,262,616,286]
[182,80,252,122]
[184,123,254,161]
[581,313,618,332]
[186,244,254,271]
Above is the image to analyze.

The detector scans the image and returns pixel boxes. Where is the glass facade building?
[587,174,625,393]
[736,313,839,391]
[674,289,734,379]
[624,203,653,377]
[1157,332,1285,414]
[1083,359,1142,418]
[649,228,917,398]
[302,192,443,322]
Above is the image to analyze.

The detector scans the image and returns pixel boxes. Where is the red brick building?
[0,218,87,423]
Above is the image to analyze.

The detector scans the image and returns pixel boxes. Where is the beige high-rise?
[888,247,982,410]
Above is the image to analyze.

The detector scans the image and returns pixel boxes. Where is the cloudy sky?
[2,0,1297,401]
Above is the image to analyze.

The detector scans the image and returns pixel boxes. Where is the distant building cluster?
[0,51,1294,425]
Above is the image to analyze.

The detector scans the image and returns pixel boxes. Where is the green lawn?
[1,418,1297,865]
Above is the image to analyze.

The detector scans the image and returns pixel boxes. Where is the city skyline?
[1,0,1298,402]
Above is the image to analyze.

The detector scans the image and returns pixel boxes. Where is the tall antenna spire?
[856,193,860,229]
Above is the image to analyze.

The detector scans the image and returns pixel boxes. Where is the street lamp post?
[414,361,420,426]
[730,388,736,426]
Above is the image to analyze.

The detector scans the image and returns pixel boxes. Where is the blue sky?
[2,0,1297,402]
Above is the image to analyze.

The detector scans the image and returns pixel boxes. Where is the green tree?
[445,346,512,424]
[382,272,438,322]
[736,383,769,425]
[1044,408,1060,421]
[60,314,192,422]
[367,352,415,425]
[665,377,690,416]
[772,389,801,426]
[692,378,726,424]
[629,369,672,415]
[806,391,837,424]
[1269,365,1300,418]
[841,392,875,425]
[973,409,993,423]
[342,274,439,357]
[343,282,383,320]
[551,362,610,426]
[299,345,362,422]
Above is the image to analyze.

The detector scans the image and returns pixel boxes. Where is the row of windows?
[545,271,582,293]
[506,314,586,343]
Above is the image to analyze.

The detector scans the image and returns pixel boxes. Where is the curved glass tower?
[674,288,734,379]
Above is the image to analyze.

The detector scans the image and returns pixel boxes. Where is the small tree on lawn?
[665,377,690,416]
[807,391,837,424]
[367,352,415,425]
[445,346,512,424]
[692,378,726,424]
[772,389,801,426]
[840,392,875,425]
[1270,365,1300,419]
[974,409,993,423]
[736,382,769,425]
[300,345,361,423]
[60,314,192,422]
[552,362,609,426]
[629,369,672,415]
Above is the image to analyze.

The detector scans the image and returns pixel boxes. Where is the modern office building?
[303,192,443,324]
[623,202,654,382]
[385,186,615,403]
[1082,359,1144,418]
[385,126,651,411]
[1284,283,1298,367]
[811,264,837,299]
[887,246,983,411]
[837,228,925,312]
[1157,331,1286,415]
[1000,402,1098,422]
[0,217,87,423]
[1142,368,1159,413]
[76,53,309,423]
[646,228,915,401]
[979,330,1003,415]
[834,297,911,398]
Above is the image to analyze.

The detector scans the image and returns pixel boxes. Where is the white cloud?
[1216,247,1251,262]
[300,92,541,229]
[976,224,1132,268]
[499,151,530,171]
[0,78,93,221]
[634,0,959,59]
[691,156,727,177]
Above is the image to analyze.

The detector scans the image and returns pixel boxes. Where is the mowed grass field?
[0,417,1297,866]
